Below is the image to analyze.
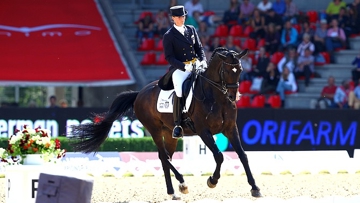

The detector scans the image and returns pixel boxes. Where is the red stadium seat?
[271,52,284,65]
[156,53,168,65]
[251,95,266,108]
[285,90,294,95]
[233,38,242,47]
[229,25,243,37]
[241,26,254,37]
[140,52,156,65]
[236,95,251,108]
[267,95,281,108]
[213,24,228,37]
[242,38,257,51]
[321,52,330,64]
[307,10,318,24]
[138,38,155,51]
[135,11,153,24]
[247,52,257,66]
[239,80,252,94]
[219,38,227,46]
[155,39,164,51]
[257,38,266,49]
[349,80,355,89]
[293,24,301,33]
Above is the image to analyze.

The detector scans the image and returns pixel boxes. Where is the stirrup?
[172,125,183,139]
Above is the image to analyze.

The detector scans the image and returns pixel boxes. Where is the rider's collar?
[174,24,185,35]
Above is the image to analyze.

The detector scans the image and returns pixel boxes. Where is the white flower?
[0,148,6,156]
[9,135,22,144]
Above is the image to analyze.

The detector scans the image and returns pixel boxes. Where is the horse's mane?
[209,47,240,66]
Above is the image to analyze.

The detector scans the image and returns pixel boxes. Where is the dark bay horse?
[71,47,261,199]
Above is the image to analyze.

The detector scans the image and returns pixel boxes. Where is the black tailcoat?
[158,25,206,90]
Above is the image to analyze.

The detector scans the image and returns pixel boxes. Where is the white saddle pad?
[157,82,195,113]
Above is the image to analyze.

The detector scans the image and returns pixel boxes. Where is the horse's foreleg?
[199,130,224,188]
[226,128,262,197]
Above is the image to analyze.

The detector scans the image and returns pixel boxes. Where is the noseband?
[197,59,240,102]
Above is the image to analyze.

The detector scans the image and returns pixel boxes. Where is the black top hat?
[170,5,188,16]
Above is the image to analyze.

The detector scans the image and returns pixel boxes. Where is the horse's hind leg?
[226,128,262,197]
[198,130,224,188]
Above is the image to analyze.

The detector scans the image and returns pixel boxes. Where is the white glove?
[200,60,208,69]
[184,64,193,72]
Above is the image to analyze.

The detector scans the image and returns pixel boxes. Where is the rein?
[196,60,240,102]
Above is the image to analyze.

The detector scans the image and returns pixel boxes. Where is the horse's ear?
[217,52,227,60]
[234,49,248,59]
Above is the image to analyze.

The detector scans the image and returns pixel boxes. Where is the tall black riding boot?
[172,95,183,139]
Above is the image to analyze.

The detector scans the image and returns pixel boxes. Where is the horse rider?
[158,5,207,139]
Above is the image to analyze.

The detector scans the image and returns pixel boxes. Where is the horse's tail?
[70,91,139,153]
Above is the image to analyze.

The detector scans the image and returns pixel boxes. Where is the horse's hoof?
[251,189,262,197]
[179,183,189,194]
[170,194,181,200]
[207,176,217,188]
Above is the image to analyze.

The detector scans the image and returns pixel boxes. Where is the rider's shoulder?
[185,25,195,31]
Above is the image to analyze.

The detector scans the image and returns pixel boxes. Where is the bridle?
[195,55,240,102]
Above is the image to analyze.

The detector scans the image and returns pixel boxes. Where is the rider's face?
[172,16,185,26]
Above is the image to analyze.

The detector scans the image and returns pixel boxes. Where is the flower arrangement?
[0,125,66,164]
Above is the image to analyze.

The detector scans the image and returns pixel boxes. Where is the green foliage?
[0,137,183,152]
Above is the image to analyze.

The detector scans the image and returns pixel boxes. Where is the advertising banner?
[0,108,359,156]
[236,109,360,157]
[0,0,134,86]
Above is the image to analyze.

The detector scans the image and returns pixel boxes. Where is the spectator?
[283,0,298,23]
[310,76,337,109]
[276,66,297,107]
[264,23,280,54]
[225,36,242,52]
[295,48,315,87]
[223,0,241,28]
[155,9,171,37]
[297,33,315,56]
[184,0,204,18]
[332,79,352,109]
[257,0,273,14]
[240,54,253,81]
[48,95,59,108]
[348,78,360,109]
[337,7,352,48]
[280,20,298,51]
[185,10,201,29]
[28,100,36,108]
[278,48,297,73]
[254,62,280,96]
[198,21,210,41]
[249,9,266,39]
[264,8,283,32]
[272,0,286,16]
[239,0,255,24]
[209,37,221,52]
[200,35,212,60]
[326,0,347,22]
[200,11,222,27]
[136,13,154,47]
[297,21,315,44]
[325,18,346,63]
[313,19,328,54]
[347,0,360,34]
[254,46,270,77]
[59,99,68,108]
[168,0,178,10]
[351,52,360,86]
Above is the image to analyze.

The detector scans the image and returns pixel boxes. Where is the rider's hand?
[200,60,208,69]
[184,64,192,72]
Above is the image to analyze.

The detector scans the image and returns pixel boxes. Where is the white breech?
[172,69,191,97]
